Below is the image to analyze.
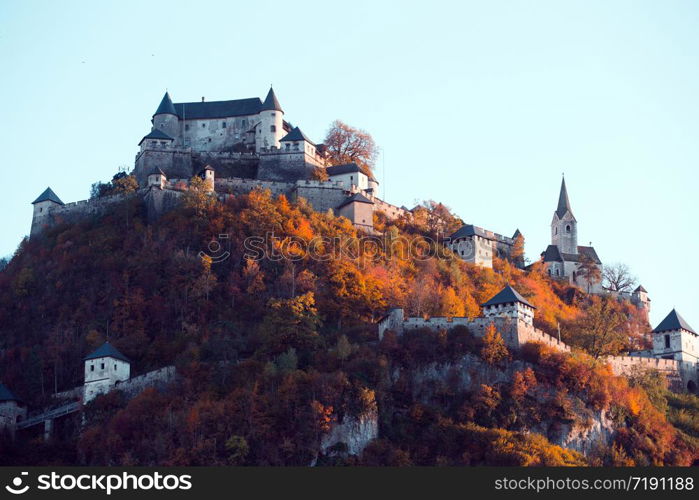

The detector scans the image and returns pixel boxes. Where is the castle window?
[114,364,117,370]
[270,125,276,133]
[222,122,226,128]
[555,228,558,235]
[566,225,571,233]
[90,365,94,372]
[665,335,670,348]
[202,123,206,128]
[185,124,190,131]
[101,362,105,370]
[242,119,247,128]
[285,143,290,151]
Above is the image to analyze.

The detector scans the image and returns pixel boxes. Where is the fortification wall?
[295,180,349,212]
[378,308,693,391]
[114,366,177,397]
[135,149,194,184]
[216,177,295,197]
[33,193,136,235]
[257,155,318,182]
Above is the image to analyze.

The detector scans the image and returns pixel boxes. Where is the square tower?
[83,342,131,403]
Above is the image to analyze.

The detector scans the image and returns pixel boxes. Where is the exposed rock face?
[320,408,379,457]
[398,355,617,456]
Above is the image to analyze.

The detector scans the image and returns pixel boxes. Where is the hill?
[0,186,696,465]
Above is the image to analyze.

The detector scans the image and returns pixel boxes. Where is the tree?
[480,323,510,365]
[565,296,626,358]
[323,120,378,174]
[602,263,637,293]
[577,254,601,293]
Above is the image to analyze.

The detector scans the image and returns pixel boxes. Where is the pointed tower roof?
[32,187,64,205]
[513,228,522,239]
[0,382,21,403]
[154,92,177,116]
[84,342,130,363]
[634,284,647,293]
[280,126,314,144]
[653,309,696,334]
[555,177,573,218]
[481,284,535,309]
[138,128,175,145]
[261,87,283,112]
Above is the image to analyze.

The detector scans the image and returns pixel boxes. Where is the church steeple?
[551,176,578,254]
[556,177,573,219]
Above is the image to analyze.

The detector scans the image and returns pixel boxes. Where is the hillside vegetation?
[0,185,696,465]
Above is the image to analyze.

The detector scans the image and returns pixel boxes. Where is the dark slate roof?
[450,224,489,241]
[481,285,536,309]
[32,187,64,205]
[555,177,574,219]
[138,128,175,145]
[653,309,696,334]
[0,383,20,402]
[577,246,601,264]
[513,229,522,239]
[634,285,647,293]
[84,342,130,363]
[261,87,283,112]
[326,163,377,182]
[541,245,601,264]
[337,193,374,209]
[154,92,177,116]
[148,166,166,177]
[541,244,563,262]
[280,127,314,144]
[174,98,263,119]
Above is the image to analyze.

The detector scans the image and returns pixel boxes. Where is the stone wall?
[114,366,177,398]
[377,308,696,391]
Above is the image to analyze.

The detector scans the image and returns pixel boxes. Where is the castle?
[30,88,405,237]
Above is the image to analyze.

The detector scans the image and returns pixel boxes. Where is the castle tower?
[652,309,698,363]
[481,284,536,326]
[0,383,26,436]
[199,165,215,193]
[551,177,578,255]
[257,87,284,151]
[31,187,64,237]
[152,92,180,142]
[83,342,131,403]
[632,284,651,321]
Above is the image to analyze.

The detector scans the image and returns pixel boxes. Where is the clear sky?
[1,0,697,327]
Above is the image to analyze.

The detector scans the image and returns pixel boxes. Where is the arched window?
[555,228,558,235]
[566,225,571,233]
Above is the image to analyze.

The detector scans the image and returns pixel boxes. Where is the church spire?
[261,86,283,113]
[556,176,573,218]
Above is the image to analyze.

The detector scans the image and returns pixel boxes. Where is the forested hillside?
[0,183,696,465]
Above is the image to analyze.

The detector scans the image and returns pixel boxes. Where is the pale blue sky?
[1,0,697,326]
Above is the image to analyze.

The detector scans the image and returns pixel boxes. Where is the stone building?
[481,284,535,326]
[83,342,131,403]
[0,383,26,435]
[446,224,520,268]
[541,178,603,292]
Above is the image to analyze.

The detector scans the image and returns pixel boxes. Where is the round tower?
[257,87,284,151]
[152,92,180,142]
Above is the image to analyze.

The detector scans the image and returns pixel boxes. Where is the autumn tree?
[480,323,510,365]
[577,254,602,293]
[323,120,378,174]
[602,262,637,293]
[564,296,626,358]
[90,169,138,199]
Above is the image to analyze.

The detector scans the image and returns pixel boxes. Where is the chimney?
[201,96,205,102]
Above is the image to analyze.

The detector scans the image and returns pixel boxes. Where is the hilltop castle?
[30,87,407,237]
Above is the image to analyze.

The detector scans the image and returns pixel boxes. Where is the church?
[541,177,603,292]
